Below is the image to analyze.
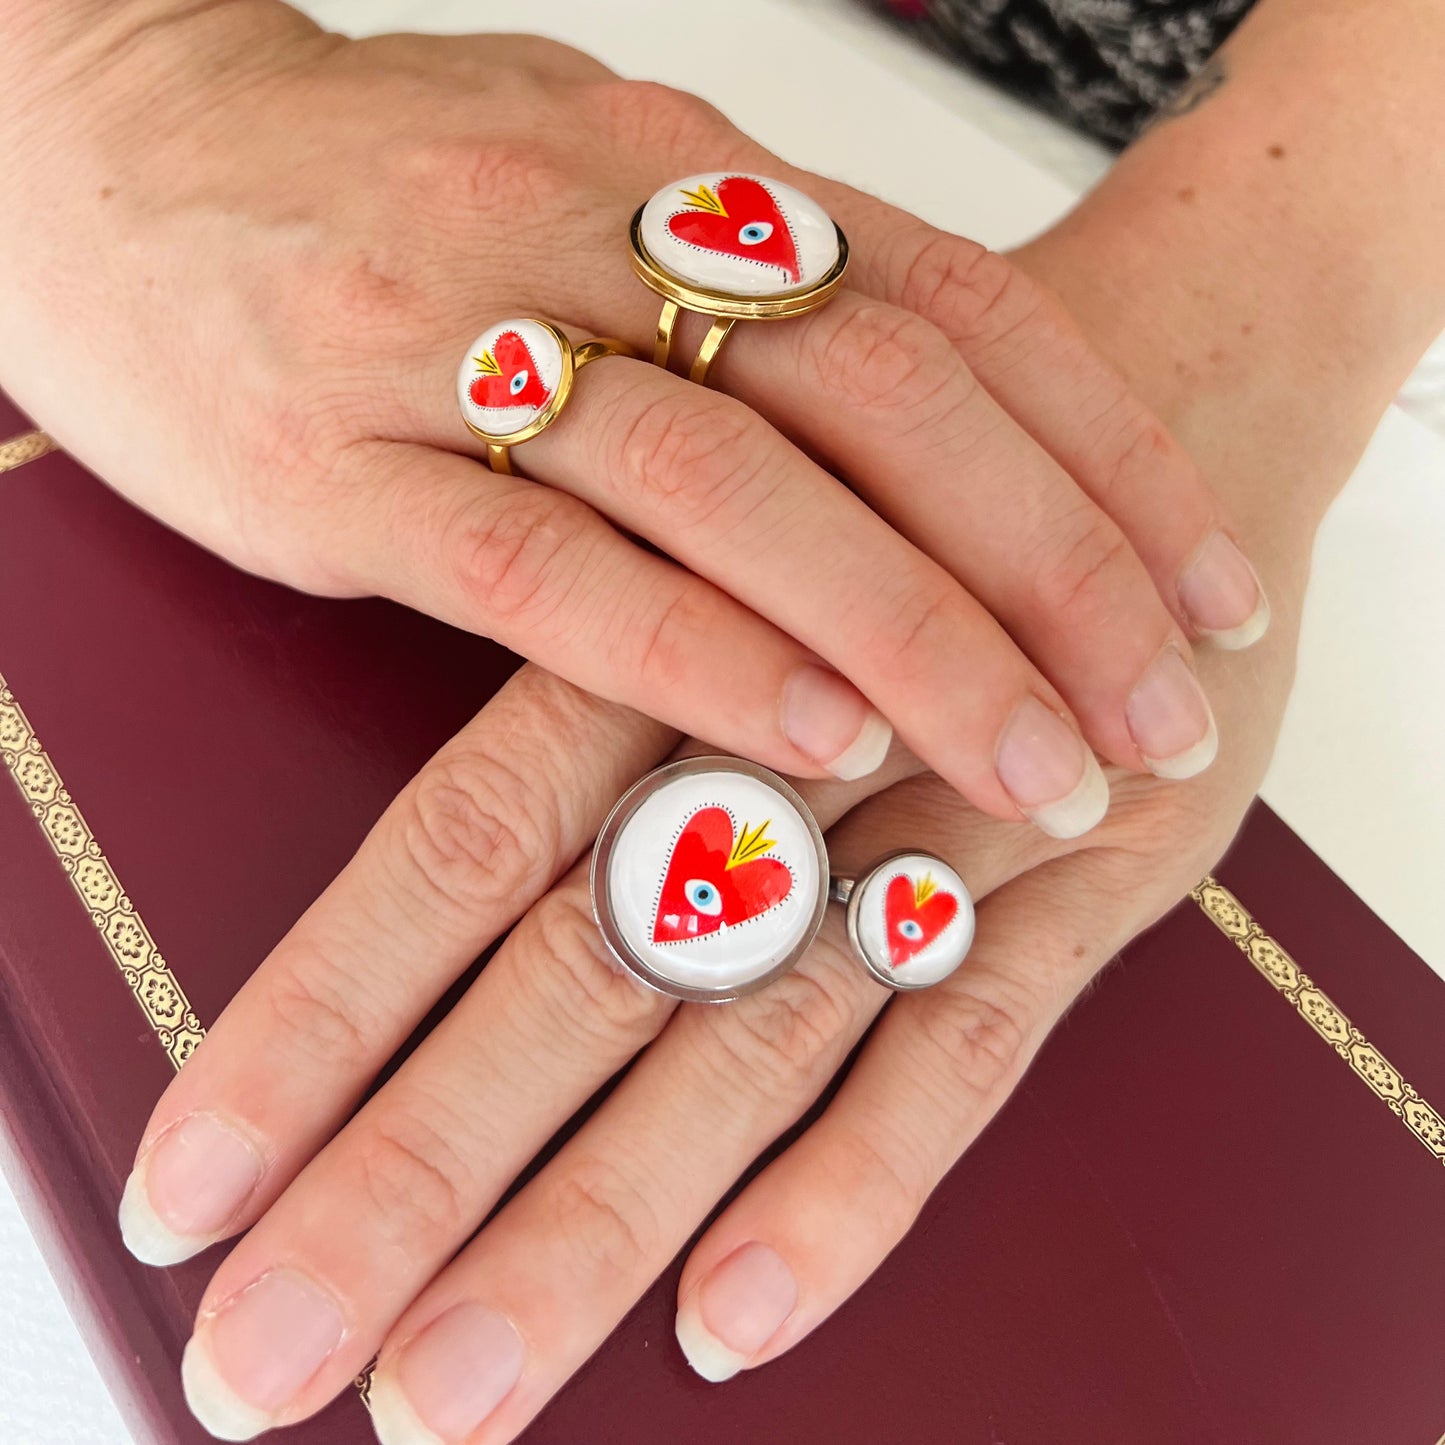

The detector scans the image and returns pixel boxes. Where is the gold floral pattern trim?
[0,671,204,1071]
[0,431,55,473]
[1194,877,1445,1166]
[0,666,376,1404]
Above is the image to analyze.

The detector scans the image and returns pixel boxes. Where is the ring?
[591,757,829,1003]
[629,172,849,385]
[831,852,975,991]
[457,318,636,475]
[590,757,973,1002]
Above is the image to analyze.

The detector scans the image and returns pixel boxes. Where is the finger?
[435,351,1111,833]
[359,826,1054,1445]
[713,287,1220,781]
[344,439,894,783]
[118,666,673,1269]
[804,184,1270,652]
[172,758,920,1439]
[673,854,1157,1382]
[794,176,1267,639]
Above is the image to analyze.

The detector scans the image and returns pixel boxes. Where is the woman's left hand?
[131,602,1291,1445]
[364,615,1298,1443]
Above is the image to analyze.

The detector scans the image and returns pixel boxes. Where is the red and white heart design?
[884,873,959,967]
[667,176,801,284]
[653,805,792,943]
[469,331,552,411]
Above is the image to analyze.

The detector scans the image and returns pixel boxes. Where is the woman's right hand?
[0,4,1266,834]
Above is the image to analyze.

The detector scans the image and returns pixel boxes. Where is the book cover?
[2,414,1442,1443]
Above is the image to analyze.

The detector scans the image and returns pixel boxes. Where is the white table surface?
[5,1,1443,1440]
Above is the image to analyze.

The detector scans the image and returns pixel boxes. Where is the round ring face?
[593,758,827,1001]
[849,852,974,991]
[638,173,841,299]
[457,319,567,442]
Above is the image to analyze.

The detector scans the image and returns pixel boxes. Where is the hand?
[114,646,1288,1445]
[0,5,1266,835]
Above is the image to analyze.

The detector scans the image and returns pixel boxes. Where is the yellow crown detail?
[679,182,727,217]
[727,820,776,869]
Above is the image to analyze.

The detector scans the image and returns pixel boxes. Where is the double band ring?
[629,172,849,384]
[457,318,637,475]
[591,758,975,1003]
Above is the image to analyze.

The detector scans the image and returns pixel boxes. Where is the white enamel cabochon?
[457,318,566,441]
[639,172,840,298]
[851,852,974,990]
[595,761,826,1000]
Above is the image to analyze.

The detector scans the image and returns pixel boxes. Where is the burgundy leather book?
[3,409,1444,1445]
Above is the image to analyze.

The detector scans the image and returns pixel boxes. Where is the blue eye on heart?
[510,370,530,395]
[896,918,924,941]
[738,221,774,245]
[684,878,723,916]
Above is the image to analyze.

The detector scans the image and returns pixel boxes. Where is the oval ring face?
[638,173,841,299]
[593,758,827,1001]
[457,319,567,441]
[849,852,975,990]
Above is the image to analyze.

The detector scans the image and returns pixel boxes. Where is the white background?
[4,1,1442,1439]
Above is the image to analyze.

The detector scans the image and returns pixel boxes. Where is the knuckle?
[449,489,576,633]
[307,250,436,352]
[832,1124,930,1239]
[401,753,552,913]
[811,302,954,415]
[1095,405,1195,510]
[867,581,963,690]
[351,1106,474,1244]
[629,582,708,698]
[915,986,1028,1106]
[1028,507,1136,626]
[263,947,391,1075]
[401,134,565,215]
[898,234,1042,350]
[618,392,767,533]
[714,962,858,1098]
[589,79,734,155]
[526,888,668,1045]
[546,1152,659,1276]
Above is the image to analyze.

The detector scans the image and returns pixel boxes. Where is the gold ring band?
[457,319,637,476]
[629,173,850,386]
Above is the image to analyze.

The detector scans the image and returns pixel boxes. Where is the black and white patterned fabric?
[872,0,1255,146]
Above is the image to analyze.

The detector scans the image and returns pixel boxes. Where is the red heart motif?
[667,176,801,284]
[653,805,792,943]
[884,873,959,967]
[468,331,552,411]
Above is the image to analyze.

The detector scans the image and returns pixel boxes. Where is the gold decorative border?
[1194,877,1445,1165]
[0,665,380,1401]
[0,430,55,473]
[0,672,204,1070]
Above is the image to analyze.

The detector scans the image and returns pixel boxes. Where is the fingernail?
[675,1242,797,1384]
[1126,648,1218,779]
[1178,531,1270,650]
[182,1269,346,1441]
[994,695,1109,839]
[370,1304,524,1445]
[119,1113,264,1266]
[781,664,892,781]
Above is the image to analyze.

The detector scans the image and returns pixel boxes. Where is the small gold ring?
[629,172,849,386]
[457,319,637,475]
